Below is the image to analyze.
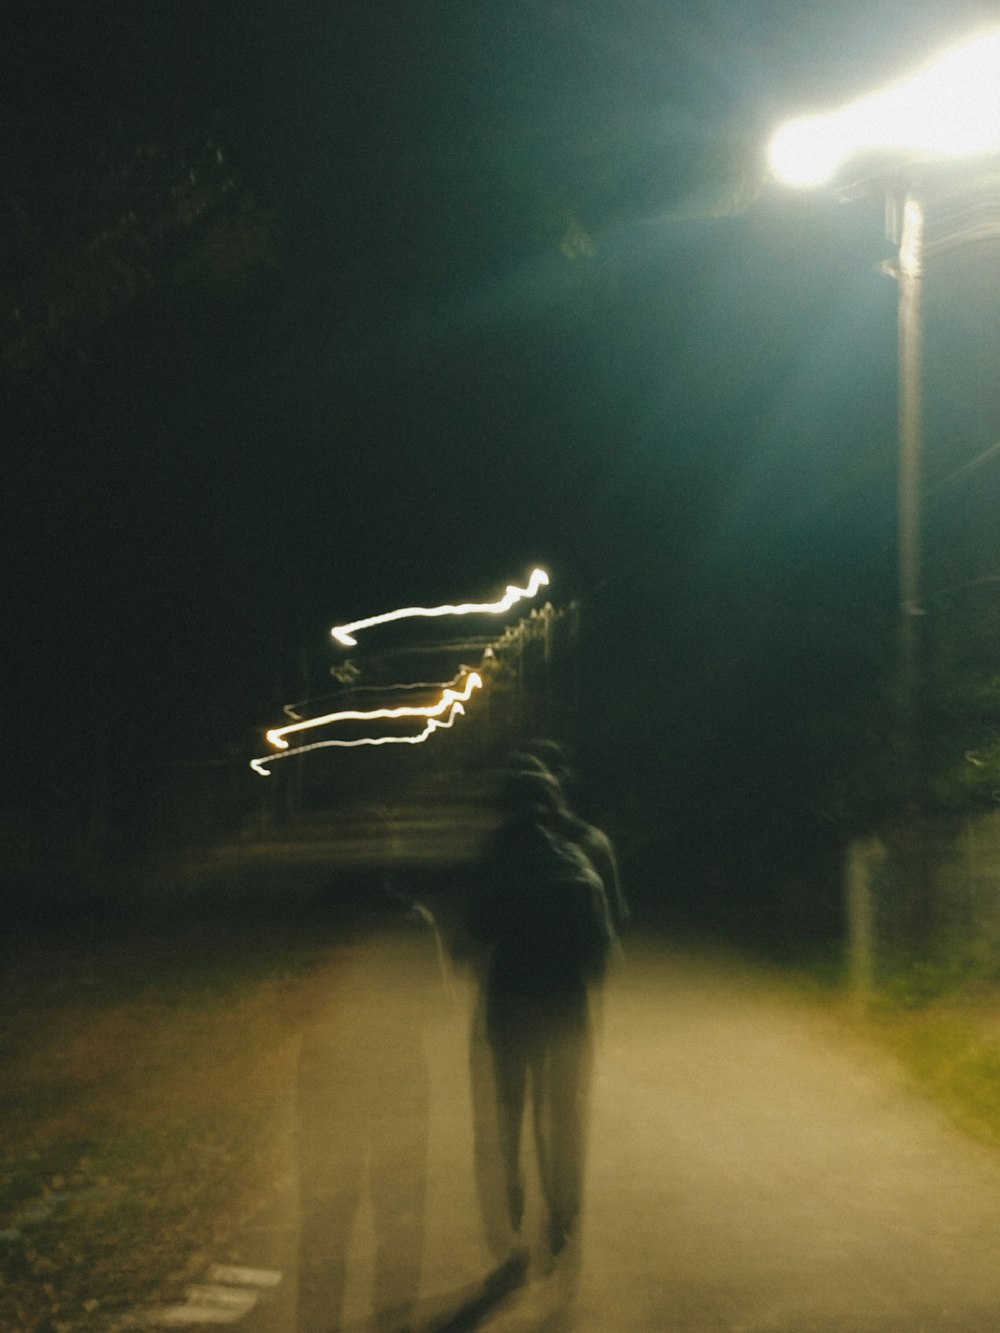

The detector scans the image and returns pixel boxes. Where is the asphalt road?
[192,941,1000,1333]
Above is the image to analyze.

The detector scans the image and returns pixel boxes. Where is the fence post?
[845,836,884,1003]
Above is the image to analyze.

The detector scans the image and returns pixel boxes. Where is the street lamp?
[766,27,1000,959]
[767,28,1000,788]
[768,30,1000,191]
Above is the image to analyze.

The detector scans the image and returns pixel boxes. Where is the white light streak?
[250,702,468,775]
[898,196,925,277]
[330,568,549,647]
[265,672,482,749]
[281,670,471,722]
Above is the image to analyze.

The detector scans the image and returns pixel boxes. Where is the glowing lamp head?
[768,114,848,188]
[768,27,1000,189]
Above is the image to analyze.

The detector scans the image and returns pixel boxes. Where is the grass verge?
[858,975,1000,1150]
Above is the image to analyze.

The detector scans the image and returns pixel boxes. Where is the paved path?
[228,943,1000,1332]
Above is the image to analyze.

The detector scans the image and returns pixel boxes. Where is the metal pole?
[895,188,926,779]
[894,186,933,948]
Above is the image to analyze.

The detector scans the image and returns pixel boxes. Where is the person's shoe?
[487,1243,529,1298]
[548,1211,578,1261]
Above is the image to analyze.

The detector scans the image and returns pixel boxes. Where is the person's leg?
[470,988,511,1260]
[297,1178,361,1333]
[528,1030,552,1220]
[489,1019,529,1235]
[545,1012,593,1253]
[295,1026,369,1331]
[369,1054,429,1332]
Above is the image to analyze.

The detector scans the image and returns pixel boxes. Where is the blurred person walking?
[468,769,614,1265]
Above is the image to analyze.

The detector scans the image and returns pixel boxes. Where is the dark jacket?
[471,814,613,1000]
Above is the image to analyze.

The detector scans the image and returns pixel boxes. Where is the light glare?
[769,28,1000,187]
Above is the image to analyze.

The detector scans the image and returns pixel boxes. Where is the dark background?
[6,1,1000,939]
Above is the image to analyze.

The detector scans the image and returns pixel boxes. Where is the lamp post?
[768,28,1000,747]
[767,27,1000,947]
[891,185,925,777]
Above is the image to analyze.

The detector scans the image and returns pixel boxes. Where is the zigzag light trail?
[248,566,551,776]
[265,672,483,750]
[278,671,474,725]
[250,702,468,776]
[330,567,549,647]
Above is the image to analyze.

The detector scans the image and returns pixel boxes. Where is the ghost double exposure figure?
[295,813,448,1333]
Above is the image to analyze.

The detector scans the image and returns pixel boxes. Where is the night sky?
[6,1,1000,918]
